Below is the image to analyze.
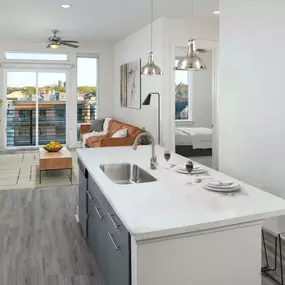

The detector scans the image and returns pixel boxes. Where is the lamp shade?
[141,52,162,76]
[142,93,152,105]
[174,39,206,71]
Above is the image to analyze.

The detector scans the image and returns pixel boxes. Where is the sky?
[7,56,98,88]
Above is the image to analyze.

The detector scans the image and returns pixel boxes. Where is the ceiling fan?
[46,30,79,49]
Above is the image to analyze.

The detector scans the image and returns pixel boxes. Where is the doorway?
[5,71,67,148]
[170,39,219,169]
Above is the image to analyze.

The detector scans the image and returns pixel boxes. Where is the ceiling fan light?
[174,39,206,71]
[141,52,162,75]
[49,42,61,49]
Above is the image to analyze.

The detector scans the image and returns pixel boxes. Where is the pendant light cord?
[191,0,195,39]
[150,0,153,52]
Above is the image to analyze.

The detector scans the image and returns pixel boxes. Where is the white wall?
[0,40,114,150]
[219,0,285,198]
[175,48,213,129]
[113,18,164,143]
[113,17,219,148]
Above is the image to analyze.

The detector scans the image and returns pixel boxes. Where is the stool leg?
[279,234,284,285]
[262,236,282,285]
[263,230,269,269]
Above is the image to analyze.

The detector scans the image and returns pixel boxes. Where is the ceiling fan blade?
[61,40,79,43]
[196,48,207,53]
[61,42,79,48]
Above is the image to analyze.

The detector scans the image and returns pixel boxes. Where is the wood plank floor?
[0,185,279,285]
[0,186,105,285]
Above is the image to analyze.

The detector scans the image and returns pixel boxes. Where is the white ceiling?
[0,0,219,43]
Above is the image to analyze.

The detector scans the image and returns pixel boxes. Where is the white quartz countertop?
[77,146,285,241]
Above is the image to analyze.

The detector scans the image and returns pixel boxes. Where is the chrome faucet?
[133,132,157,170]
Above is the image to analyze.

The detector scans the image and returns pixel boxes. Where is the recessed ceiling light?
[213,10,220,15]
[61,4,72,8]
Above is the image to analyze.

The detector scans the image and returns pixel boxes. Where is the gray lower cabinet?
[106,229,130,285]
[86,175,131,285]
[78,159,88,238]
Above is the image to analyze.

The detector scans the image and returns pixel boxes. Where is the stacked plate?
[174,164,206,175]
[202,180,241,192]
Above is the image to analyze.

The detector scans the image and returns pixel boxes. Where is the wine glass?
[164,150,171,169]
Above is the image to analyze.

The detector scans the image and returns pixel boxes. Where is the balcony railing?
[7,107,66,147]
[7,105,97,147]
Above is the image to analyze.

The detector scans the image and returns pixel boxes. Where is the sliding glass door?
[38,73,66,145]
[5,71,67,148]
[6,72,37,147]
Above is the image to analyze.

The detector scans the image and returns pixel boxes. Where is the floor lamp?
[142,93,161,144]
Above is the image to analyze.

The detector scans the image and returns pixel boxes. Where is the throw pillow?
[89,119,104,132]
[111,128,128,138]
[103,117,113,132]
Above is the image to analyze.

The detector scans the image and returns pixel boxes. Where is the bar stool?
[262,217,285,285]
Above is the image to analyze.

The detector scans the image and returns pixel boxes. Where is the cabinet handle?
[108,232,121,251]
[108,213,121,229]
[87,191,93,200]
[94,206,104,220]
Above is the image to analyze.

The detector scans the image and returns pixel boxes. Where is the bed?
[175,127,212,157]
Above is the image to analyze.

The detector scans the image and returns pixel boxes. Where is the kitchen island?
[77,145,285,285]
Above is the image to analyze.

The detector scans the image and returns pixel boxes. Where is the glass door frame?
[3,68,69,149]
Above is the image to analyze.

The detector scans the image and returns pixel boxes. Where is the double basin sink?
[100,163,157,185]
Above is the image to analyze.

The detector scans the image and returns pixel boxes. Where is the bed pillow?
[111,128,128,138]
[89,119,104,132]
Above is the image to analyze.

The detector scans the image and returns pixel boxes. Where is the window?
[5,52,68,61]
[77,56,98,141]
[175,59,191,120]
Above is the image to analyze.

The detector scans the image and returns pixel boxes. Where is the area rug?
[0,150,79,190]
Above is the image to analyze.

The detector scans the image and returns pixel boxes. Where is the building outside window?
[175,59,191,120]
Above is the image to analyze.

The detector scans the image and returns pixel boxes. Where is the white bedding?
[175,127,212,149]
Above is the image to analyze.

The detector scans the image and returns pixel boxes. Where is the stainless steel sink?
[99,163,157,185]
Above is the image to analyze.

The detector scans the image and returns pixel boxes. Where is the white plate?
[206,181,240,189]
[175,165,203,171]
[175,168,206,174]
[175,164,200,170]
[203,184,241,192]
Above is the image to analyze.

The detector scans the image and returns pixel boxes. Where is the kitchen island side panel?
[133,222,262,285]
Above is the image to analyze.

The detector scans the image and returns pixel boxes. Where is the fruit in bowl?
[44,141,63,152]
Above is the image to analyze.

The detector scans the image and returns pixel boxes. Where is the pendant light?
[174,0,206,71]
[213,0,220,14]
[141,0,162,75]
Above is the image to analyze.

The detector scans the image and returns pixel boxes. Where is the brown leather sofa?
[80,119,141,148]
